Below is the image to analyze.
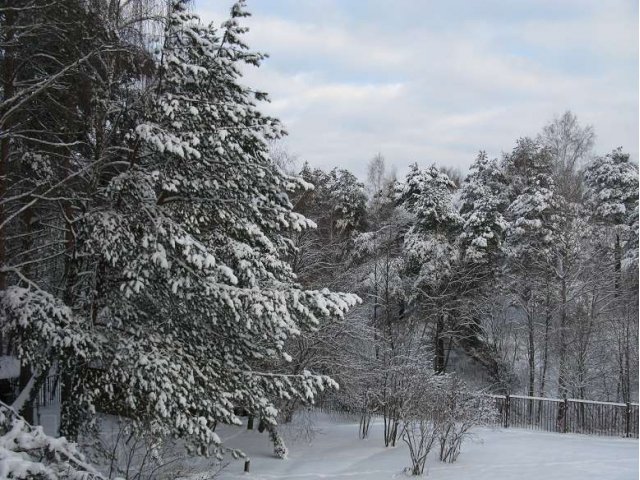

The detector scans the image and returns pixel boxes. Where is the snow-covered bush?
[436,378,497,463]
[281,408,321,444]
[0,402,103,479]
[401,416,438,476]
[398,374,498,475]
[268,427,288,459]
[81,416,234,480]
[398,373,447,476]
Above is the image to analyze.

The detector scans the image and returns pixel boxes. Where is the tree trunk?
[526,300,536,423]
[373,261,379,360]
[17,206,36,422]
[614,234,621,297]
[527,308,535,398]
[623,314,631,403]
[557,260,568,397]
[540,277,551,397]
[0,1,16,291]
[17,366,34,423]
[435,313,445,374]
[59,174,80,438]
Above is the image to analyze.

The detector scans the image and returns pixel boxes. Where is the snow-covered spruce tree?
[396,163,461,304]
[76,0,357,455]
[459,151,508,266]
[502,138,561,399]
[584,148,639,403]
[584,148,639,272]
[396,164,462,239]
[456,152,514,390]
[291,165,367,286]
[396,164,462,374]
[503,138,561,266]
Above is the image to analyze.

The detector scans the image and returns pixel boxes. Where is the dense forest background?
[280,115,639,412]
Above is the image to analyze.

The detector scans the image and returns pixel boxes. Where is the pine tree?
[396,163,461,292]
[1,0,358,458]
[584,148,639,270]
[329,169,368,237]
[454,152,512,389]
[584,148,638,403]
[74,0,357,454]
[291,165,366,286]
[459,151,508,265]
[503,138,561,265]
[396,164,462,373]
[502,138,561,399]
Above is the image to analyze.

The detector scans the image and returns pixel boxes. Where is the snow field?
[211,412,638,480]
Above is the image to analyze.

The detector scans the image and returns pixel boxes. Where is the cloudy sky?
[198,0,638,178]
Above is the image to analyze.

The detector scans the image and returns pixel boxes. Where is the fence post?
[562,395,568,433]
[625,402,631,438]
[504,394,510,429]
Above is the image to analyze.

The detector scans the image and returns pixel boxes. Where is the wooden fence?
[489,394,639,438]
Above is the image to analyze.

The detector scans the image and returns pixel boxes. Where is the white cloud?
[197,0,638,178]
[246,16,410,71]
[515,2,638,61]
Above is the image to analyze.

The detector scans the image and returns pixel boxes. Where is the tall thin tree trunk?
[373,261,379,360]
[0,1,16,292]
[540,277,551,398]
[557,259,568,397]
[526,299,536,424]
[624,314,631,403]
[527,308,535,398]
[614,234,621,297]
[435,313,445,374]
[17,203,35,423]
[60,155,79,439]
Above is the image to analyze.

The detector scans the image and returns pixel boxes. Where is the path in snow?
[212,412,638,480]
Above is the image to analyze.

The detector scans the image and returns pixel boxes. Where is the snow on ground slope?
[212,412,638,480]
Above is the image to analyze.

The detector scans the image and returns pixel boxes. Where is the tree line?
[279,112,638,437]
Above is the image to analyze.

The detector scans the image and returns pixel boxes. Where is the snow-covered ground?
[212,412,638,480]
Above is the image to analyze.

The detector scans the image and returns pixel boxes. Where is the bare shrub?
[82,416,229,479]
[437,378,498,463]
[281,407,321,444]
[398,369,447,475]
[399,373,498,475]
[401,416,439,476]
